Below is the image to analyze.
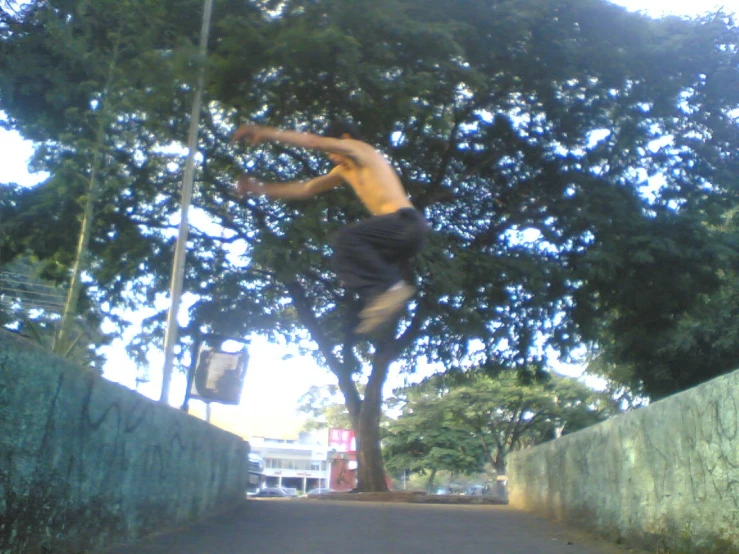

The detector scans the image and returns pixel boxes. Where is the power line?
[0,272,66,313]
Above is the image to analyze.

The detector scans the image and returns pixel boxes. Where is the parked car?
[307,488,335,496]
[252,487,290,498]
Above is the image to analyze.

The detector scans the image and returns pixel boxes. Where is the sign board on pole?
[189,347,249,405]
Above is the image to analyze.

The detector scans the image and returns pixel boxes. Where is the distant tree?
[384,372,617,475]
[383,381,487,492]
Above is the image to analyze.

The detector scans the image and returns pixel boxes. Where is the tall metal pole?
[160,0,215,404]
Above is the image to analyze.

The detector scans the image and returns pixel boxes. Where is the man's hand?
[232,124,270,145]
[234,174,265,197]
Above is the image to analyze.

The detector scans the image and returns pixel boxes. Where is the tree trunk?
[427,467,438,493]
[353,353,392,492]
[494,450,507,475]
[355,399,387,491]
[298,295,413,493]
[55,147,103,355]
[56,37,121,356]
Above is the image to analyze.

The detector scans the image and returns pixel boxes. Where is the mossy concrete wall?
[508,369,739,552]
[0,331,249,553]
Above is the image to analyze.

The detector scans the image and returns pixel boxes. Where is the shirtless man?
[232,121,428,334]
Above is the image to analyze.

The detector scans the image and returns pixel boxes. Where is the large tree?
[2,0,738,490]
[189,0,737,490]
[586,207,739,399]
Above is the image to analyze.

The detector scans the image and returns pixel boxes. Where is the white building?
[249,435,329,494]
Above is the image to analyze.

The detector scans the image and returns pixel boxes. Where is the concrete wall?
[0,331,249,553]
[508,369,739,551]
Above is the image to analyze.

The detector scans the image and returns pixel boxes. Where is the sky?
[611,0,737,16]
[0,0,736,435]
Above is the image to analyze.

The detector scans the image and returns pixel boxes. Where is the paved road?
[107,499,640,554]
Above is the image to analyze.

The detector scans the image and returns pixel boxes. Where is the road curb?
[306,492,508,505]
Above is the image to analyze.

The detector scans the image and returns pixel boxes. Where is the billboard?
[328,428,356,453]
[189,347,249,405]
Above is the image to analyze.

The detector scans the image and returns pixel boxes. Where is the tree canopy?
[2,0,738,489]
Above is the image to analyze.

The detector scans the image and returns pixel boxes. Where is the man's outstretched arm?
[232,124,364,159]
[235,167,345,200]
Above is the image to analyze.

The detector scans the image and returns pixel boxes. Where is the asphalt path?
[107,498,645,554]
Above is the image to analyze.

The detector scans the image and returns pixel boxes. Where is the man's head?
[324,120,363,141]
[324,121,363,166]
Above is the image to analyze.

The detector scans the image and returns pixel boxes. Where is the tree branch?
[281,277,362,420]
[270,143,323,179]
[283,279,336,364]
[385,305,425,361]
[431,117,463,188]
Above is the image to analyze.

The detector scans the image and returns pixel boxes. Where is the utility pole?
[160,0,215,404]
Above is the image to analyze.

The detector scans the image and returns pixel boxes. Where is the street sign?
[189,347,249,405]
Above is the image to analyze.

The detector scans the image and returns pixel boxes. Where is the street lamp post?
[160,0,215,404]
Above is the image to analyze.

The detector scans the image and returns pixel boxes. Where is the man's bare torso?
[334,145,414,216]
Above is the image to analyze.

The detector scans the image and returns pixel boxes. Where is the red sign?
[328,428,356,453]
